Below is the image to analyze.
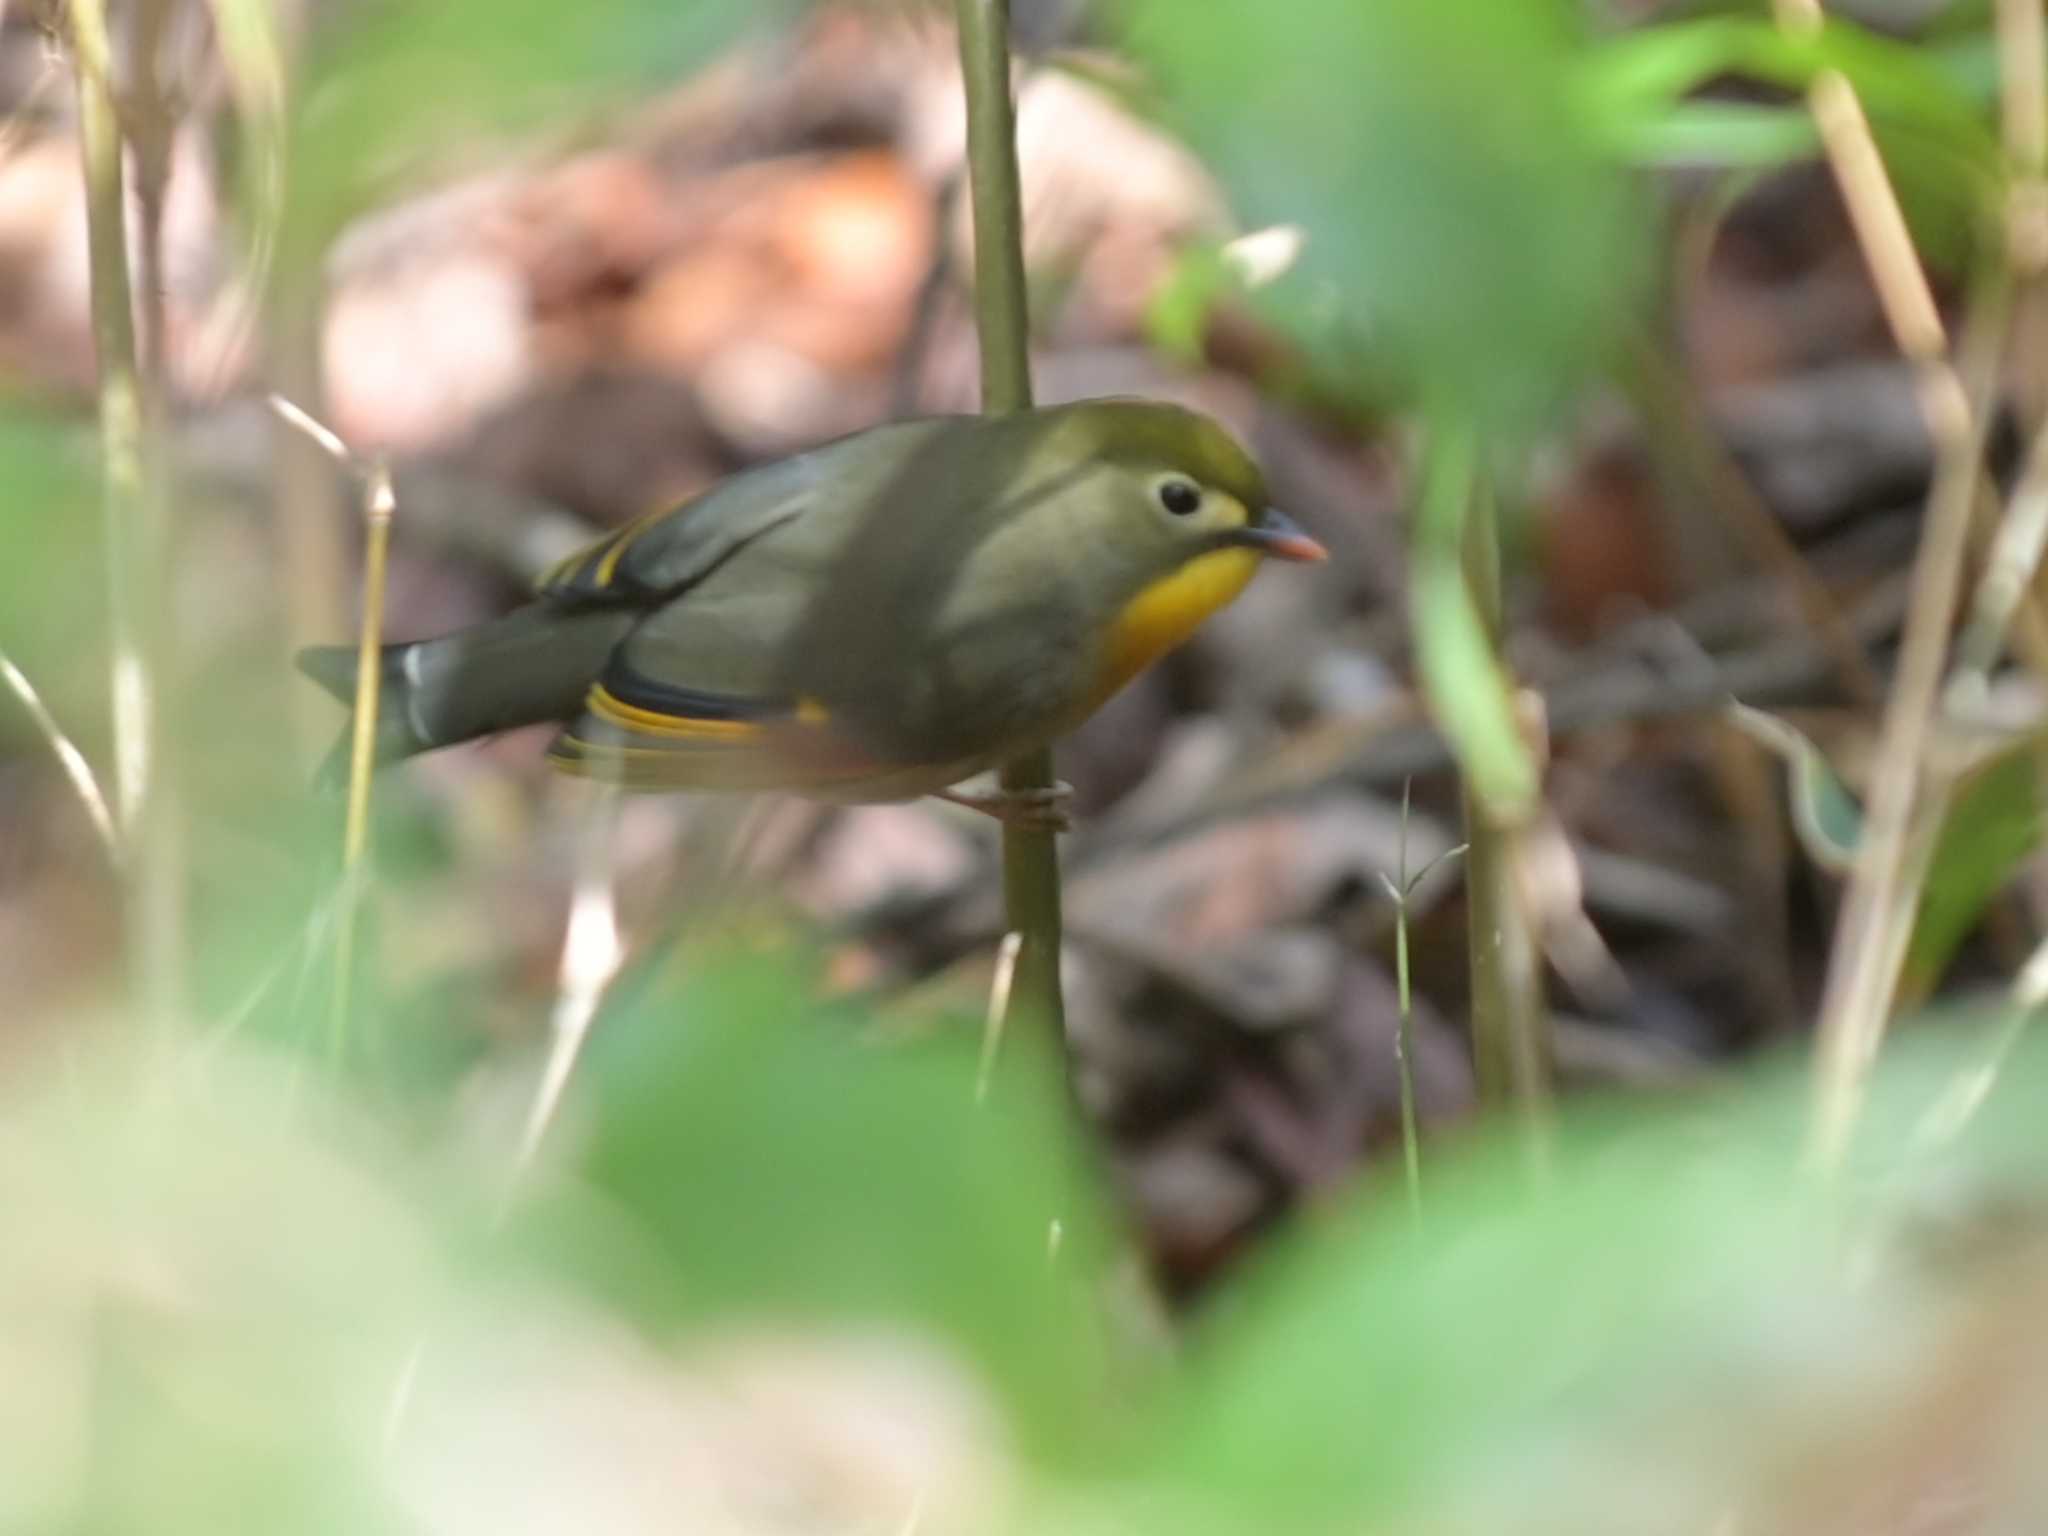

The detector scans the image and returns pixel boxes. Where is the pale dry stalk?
[1778,0,2010,1171]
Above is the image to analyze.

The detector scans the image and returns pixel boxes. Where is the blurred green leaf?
[1411,429,1536,821]
[0,411,106,747]
[1585,15,2002,266]
[1116,1017,2048,1535]
[1118,0,1646,430]
[533,945,1134,1468]
[1607,101,1818,168]
[1586,15,1999,166]
[1907,739,2048,1000]
[1145,247,1232,367]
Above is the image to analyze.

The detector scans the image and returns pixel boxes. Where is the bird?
[298,397,1326,825]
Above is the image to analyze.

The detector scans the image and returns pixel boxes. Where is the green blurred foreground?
[5,955,2048,1534]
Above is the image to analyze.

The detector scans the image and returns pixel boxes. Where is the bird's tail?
[296,603,637,787]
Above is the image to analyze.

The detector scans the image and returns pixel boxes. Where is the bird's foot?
[936,780,1074,835]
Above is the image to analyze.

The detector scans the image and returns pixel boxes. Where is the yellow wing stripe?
[534,545,589,592]
[534,500,680,594]
[592,501,679,588]
[588,683,767,741]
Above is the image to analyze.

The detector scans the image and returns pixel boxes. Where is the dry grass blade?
[327,460,394,1064]
[975,930,1024,1105]
[1762,0,1996,1175]
[0,651,119,860]
[1381,777,1462,1226]
[1893,0,2048,1165]
[514,786,625,1178]
[1809,359,1988,1175]
[269,394,395,1064]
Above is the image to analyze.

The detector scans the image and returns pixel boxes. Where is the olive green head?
[1033,397,1325,574]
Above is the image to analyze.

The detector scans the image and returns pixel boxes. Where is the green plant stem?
[1460,489,1550,1144]
[1415,430,1549,1170]
[69,0,185,1035]
[954,0,1066,1051]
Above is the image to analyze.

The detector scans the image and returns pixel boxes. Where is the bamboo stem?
[954,0,1067,1050]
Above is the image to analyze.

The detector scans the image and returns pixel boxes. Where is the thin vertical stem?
[1412,421,1548,1178]
[71,0,143,815]
[1763,0,1999,1175]
[513,784,623,1181]
[69,0,184,1032]
[1807,305,2000,1174]
[330,461,395,1065]
[1390,780,1423,1226]
[274,270,351,764]
[956,0,1032,416]
[1999,0,2048,183]
[1460,482,1551,1168]
[274,389,399,1070]
[954,0,1066,1049]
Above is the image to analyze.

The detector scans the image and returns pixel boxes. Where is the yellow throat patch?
[1091,546,1260,710]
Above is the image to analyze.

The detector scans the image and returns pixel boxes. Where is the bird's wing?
[543,569,899,794]
[531,421,942,603]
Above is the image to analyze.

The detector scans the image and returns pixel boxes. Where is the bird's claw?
[937,780,1074,835]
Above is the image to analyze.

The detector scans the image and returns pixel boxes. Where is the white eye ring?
[1155,477,1203,516]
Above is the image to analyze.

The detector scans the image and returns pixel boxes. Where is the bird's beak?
[1233,508,1328,563]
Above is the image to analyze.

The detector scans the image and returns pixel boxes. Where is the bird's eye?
[1156,478,1203,517]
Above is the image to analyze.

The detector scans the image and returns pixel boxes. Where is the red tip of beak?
[1240,509,1329,563]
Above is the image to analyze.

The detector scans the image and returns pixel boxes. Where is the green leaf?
[1119,1016,2048,1534]
[0,412,109,789]
[1411,428,1537,822]
[1906,738,2048,999]
[1585,14,2002,267]
[1607,101,1818,169]
[1144,246,1233,366]
[1118,0,1647,430]
[529,945,1134,1468]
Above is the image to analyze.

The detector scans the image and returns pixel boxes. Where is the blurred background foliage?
[7,0,2048,1529]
